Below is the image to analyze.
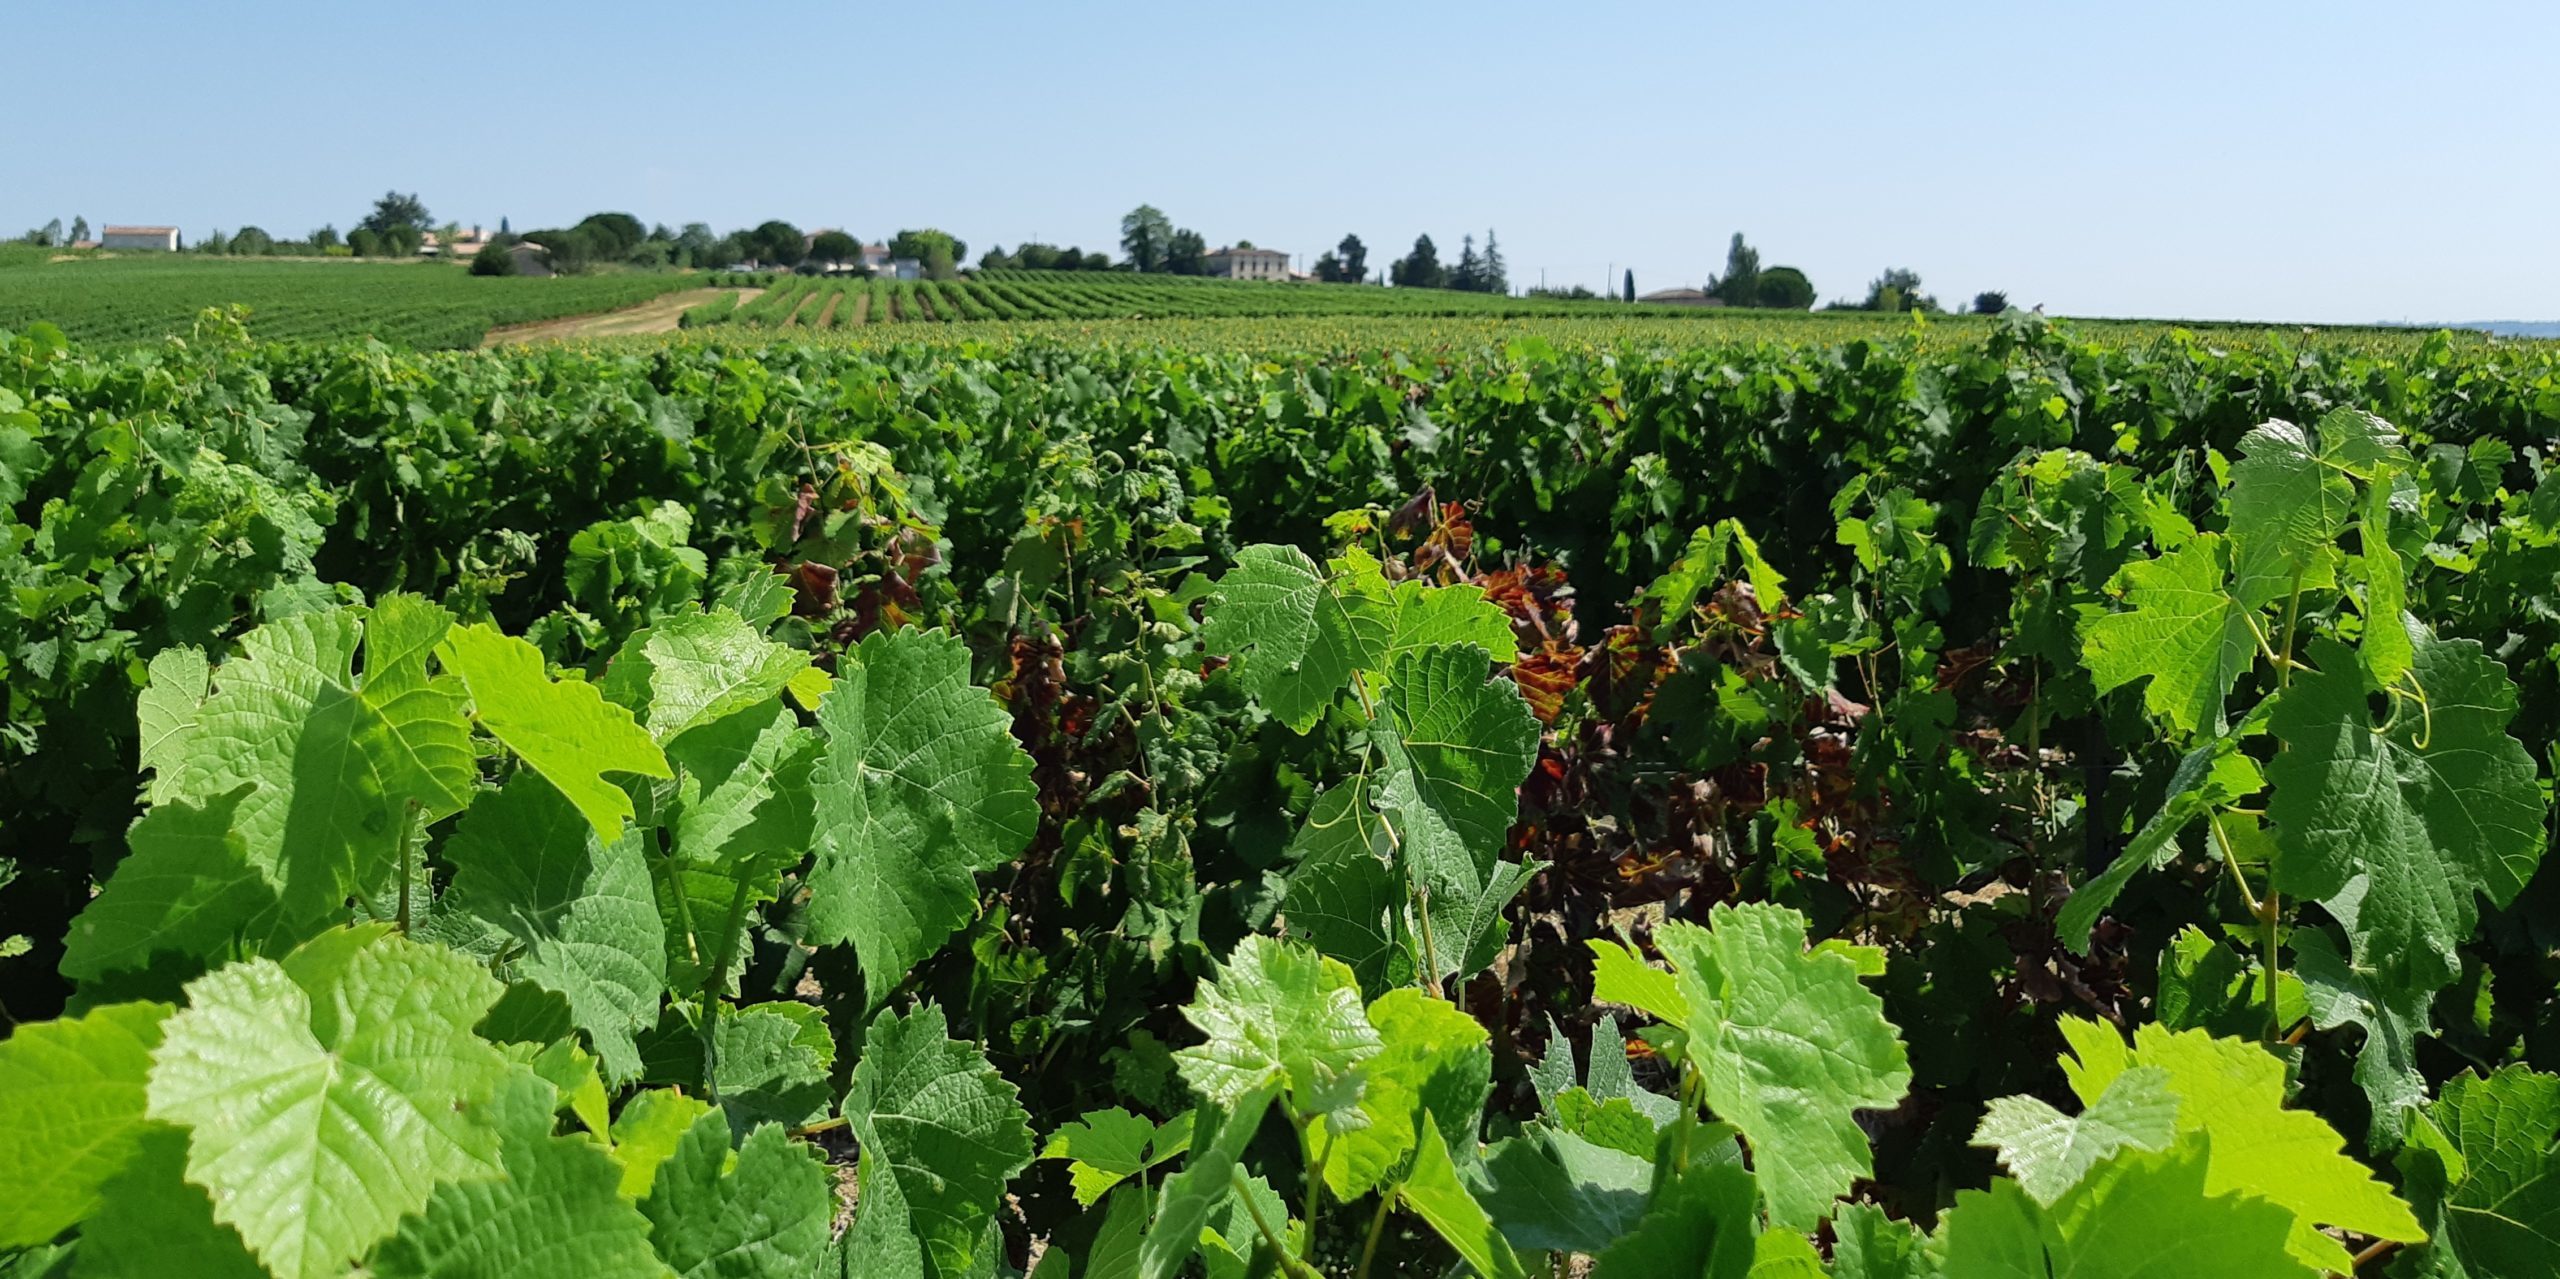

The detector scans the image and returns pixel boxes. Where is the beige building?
[1204,246,1288,280]
[99,225,180,251]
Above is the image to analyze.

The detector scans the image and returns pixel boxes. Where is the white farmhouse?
[99,225,180,251]
[1203,246,1288,281]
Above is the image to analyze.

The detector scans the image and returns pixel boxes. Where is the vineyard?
[3,307,2559,1278]
[0,256,697,349]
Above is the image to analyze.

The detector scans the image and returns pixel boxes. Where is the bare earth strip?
[811,289,843,329]
[483,287,756,346]
[847,290,871,327]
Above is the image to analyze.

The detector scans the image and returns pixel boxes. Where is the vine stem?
[1232,1167,1324,1279]
[1354,1192,1396,1279]
[2352,1238,2403,1270]
[1298,1113,1330,1263]
[394,800,424,933]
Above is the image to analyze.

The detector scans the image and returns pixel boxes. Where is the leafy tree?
[1119,204,1171,272]
[1165,228,1206,276]
[749,221,805,267]
[360,191,431,237]
[346,227,384,257]
[1706,232,1761,304]
[1337,233,1367,281]
[1313,251,1344,282]
[1973,290,2011,315]
[229,227,274,256]
[68,216,87,244]
[1450,234,1482,292]
[470,241,517,276]
[1624,268,1635,302]
[978,245,1014,270]
[809,231,860,265]
[309,225,340,251]
[498,215,511,235]
[889,229,963,279]
[1478,228,1508,295]
[673,223,717,268]
[1390,234,1444,289]
[1754,265,1816,309]
[199,228,231,255]
[1861,267,1937,312]
[36,218,62,247]
[575,213,647,259]
[383,225,424,256]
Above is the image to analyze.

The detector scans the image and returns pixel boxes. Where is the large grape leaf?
[607,1087,717,1199]
[1587,1163,1759,1279]
[160,602,475,912]
[1972,1065,2179,1205]
[599,607,812,744]
[2079,535,2256,736]
[842,1004,1034,1279]
[2056,1018,2424,1271]
[134,645,210,803]
[1939,1144,2314,1279]
[1200,543,1386,732]
[641,1115,833,1279]
[2294,927,2427,1150]
[658,701,819,993]
[804,627,1037,997]
[2268,631,2544,1141]
[2394,1066,2560,1279]
[71,1126,267,1279]
[1041,1107,1192,1207]
[0,1000,170,1247]
[2225,419,2352,608]
[442,774,667,1083]
[710,1002,835,1137]
[1317,988,1492,1199]
[145,928,513,1279]
[1174,935,1382,1111]
[437,621,670,838]
[1591,903,1909,1231]
[368,1102,663,1279]
[1826,1202,1940,1279]
[1469,1123,1654,1255]
[59,785,284,987]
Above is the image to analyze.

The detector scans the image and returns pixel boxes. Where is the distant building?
[884,258,923,280]
[860,243,892,272]
[422,227,494,259]
[508,242,555,277]
[1204,246,1288,281]
[1637,288,1724,307]
[99,225,180,251]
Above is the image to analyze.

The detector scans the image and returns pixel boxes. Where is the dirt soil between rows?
[483,287,759,346]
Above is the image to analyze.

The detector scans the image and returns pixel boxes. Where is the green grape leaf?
[1376,643,1540,870]
[1826,1202,1939,1279]
[1279,783,1404,990]
[1469,1123,1654,1255]
[711,1002,835,1136]
[437,621,670,838]
[1042,1107,1190,1208]
[72,1126,266,1279]
[2358,481,2413,687]
[1200,1171,1290,1279]
[1200,544,1385,733]
[608,1088,717,1199]
[145,929,513,1279]
[1941,1144,2315,1279]
[60,784,283,985]
[2080,535,2256,736]
[843,1004,1034,1279]
[2225,419,2353,608]
[2268,631,2545,1143]
[660,701,819,993]
[602,607,812,744]
[0,1000,170,1247]
[1400,1114,1526,1279]
[1138,1087,1275,1279]
[1600,903,1911,1231]
[369,1118,663,1279]
[804,627,1037,997]
[2293,928,2427,1149]
[1587,1163,1759,1279]
[135,646,210,803]
[1318,988,1493,1200]
[641,1115,833,1279]
[442,775,666,1084]
[2396,1066,2560,1279]
[1972,1066,2179,1205]
[2057,1018,2424,1271]
[163,605,475,913]
[1173,935,1382,1112]
[2058,738,2261,951]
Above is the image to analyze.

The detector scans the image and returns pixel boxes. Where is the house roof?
[101,225,178,235]
[1638,287,1713,301]
[1206,245,1286,257]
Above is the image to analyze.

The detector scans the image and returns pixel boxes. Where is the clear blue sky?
[7,0,2553,322]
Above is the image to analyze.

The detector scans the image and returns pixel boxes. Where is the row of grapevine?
[2,311,2557,1276]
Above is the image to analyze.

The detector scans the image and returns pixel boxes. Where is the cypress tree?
[1623,269,1635,303]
